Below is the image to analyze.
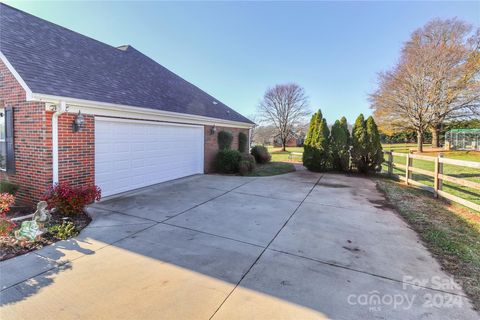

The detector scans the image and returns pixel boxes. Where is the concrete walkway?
[1,170,477,319]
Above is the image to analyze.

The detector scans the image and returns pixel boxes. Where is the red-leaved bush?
[0,193,16,236]
[0,193,15,215]
[0,217,16,237]
[43,183,101,216]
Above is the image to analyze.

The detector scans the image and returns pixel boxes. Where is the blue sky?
[5,1,479,123]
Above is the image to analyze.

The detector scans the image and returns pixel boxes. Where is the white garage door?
[95,118,204,197]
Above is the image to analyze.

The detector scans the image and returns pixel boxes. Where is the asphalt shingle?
[0,4,253,124]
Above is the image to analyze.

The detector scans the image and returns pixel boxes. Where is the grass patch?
[376,178,480,310]
[382,143,432,153]
[245,161,296,176]
[267,146,304,162]
[381,150,480,205]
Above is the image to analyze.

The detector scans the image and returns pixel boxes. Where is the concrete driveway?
[1,170,477,319]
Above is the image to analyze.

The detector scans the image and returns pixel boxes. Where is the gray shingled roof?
[0,4,253,124]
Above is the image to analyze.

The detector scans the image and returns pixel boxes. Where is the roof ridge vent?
[116,45,130,51]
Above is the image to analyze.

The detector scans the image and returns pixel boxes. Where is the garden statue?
[32,201,53,228]
[15,201,54,243]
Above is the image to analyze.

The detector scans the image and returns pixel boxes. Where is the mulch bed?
[0,210,91,261]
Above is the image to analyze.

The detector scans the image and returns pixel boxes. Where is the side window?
[0,108,5,170]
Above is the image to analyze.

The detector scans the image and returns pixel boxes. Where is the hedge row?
[303,110,383,173]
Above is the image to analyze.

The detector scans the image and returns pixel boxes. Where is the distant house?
[271,130,305,147]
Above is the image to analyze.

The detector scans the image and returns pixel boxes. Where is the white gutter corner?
[52,101,67,185]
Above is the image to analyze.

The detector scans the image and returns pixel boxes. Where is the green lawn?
[381,146,480,206]
[382,143,432,153]
[266,146,304,162]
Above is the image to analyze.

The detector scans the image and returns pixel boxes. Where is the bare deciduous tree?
[252,125,276,145]
[370,63,436,152]
[257,83,310,151]
[371,18,480,151]
[247,114,258,147]
[408,19,480,147]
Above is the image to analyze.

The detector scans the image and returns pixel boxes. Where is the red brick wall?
[0,60,51,205]
[204,125,250,173]
[0,57,249,203]
[55,112,95,187]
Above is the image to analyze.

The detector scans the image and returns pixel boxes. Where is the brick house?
[272,131,305,147]
[272,135,302,148]
[0,4,253,204]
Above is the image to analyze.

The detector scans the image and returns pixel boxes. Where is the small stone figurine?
[32,201,53,229]
[15,201,54,244]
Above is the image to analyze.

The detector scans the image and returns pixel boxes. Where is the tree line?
[370,18,480,152]
[303,110,383,173]
[380,118,480,144]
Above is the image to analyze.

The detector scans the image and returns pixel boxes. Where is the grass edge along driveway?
[377,178,480,311]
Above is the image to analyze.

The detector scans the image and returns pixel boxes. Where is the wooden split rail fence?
[382,151,480,212]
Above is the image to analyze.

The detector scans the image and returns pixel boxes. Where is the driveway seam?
[0,253,60,292]
[85,222,155,228]
[1,222,157,293]
[86,179,255,223]
[159,178,258,224]
[161,222,266,249]
[1,179,258,294]
[86,207,162,223]
[231,190,303,203]
[267,248,468,297]
[208,173,325,320]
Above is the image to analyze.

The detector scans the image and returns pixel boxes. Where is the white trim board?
[94,116,204,129]
[37,93,253,129]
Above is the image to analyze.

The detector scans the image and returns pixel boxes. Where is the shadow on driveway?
[1,172,477,319]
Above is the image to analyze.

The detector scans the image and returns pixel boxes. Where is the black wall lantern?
[73,110,85,132]
[210,124,217,135]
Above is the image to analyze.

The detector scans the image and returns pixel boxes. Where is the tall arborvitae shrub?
[330,118,350,171]
[238,132,248,153]
[303,111,321,171]
[340,116,351,170]
[304,112,320,146]
[351,114,383,173]
[303,110,330,171]
[339,116,350,144]
[351,114,369,173]
[318,118,331,168]
[366,116,383,172]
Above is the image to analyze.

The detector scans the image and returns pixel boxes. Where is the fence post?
[434,155,439,198]
[388,150,393,176]
[438,153,444,191]
[405,152,411,185]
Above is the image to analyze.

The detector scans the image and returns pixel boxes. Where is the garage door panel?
[95,119,204,197]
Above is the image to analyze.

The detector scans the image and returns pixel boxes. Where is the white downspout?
[52,101,67,185]
[248,127,252,149]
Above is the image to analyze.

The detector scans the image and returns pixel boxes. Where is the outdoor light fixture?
[210,124,217,135]
[73,110,85,132]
